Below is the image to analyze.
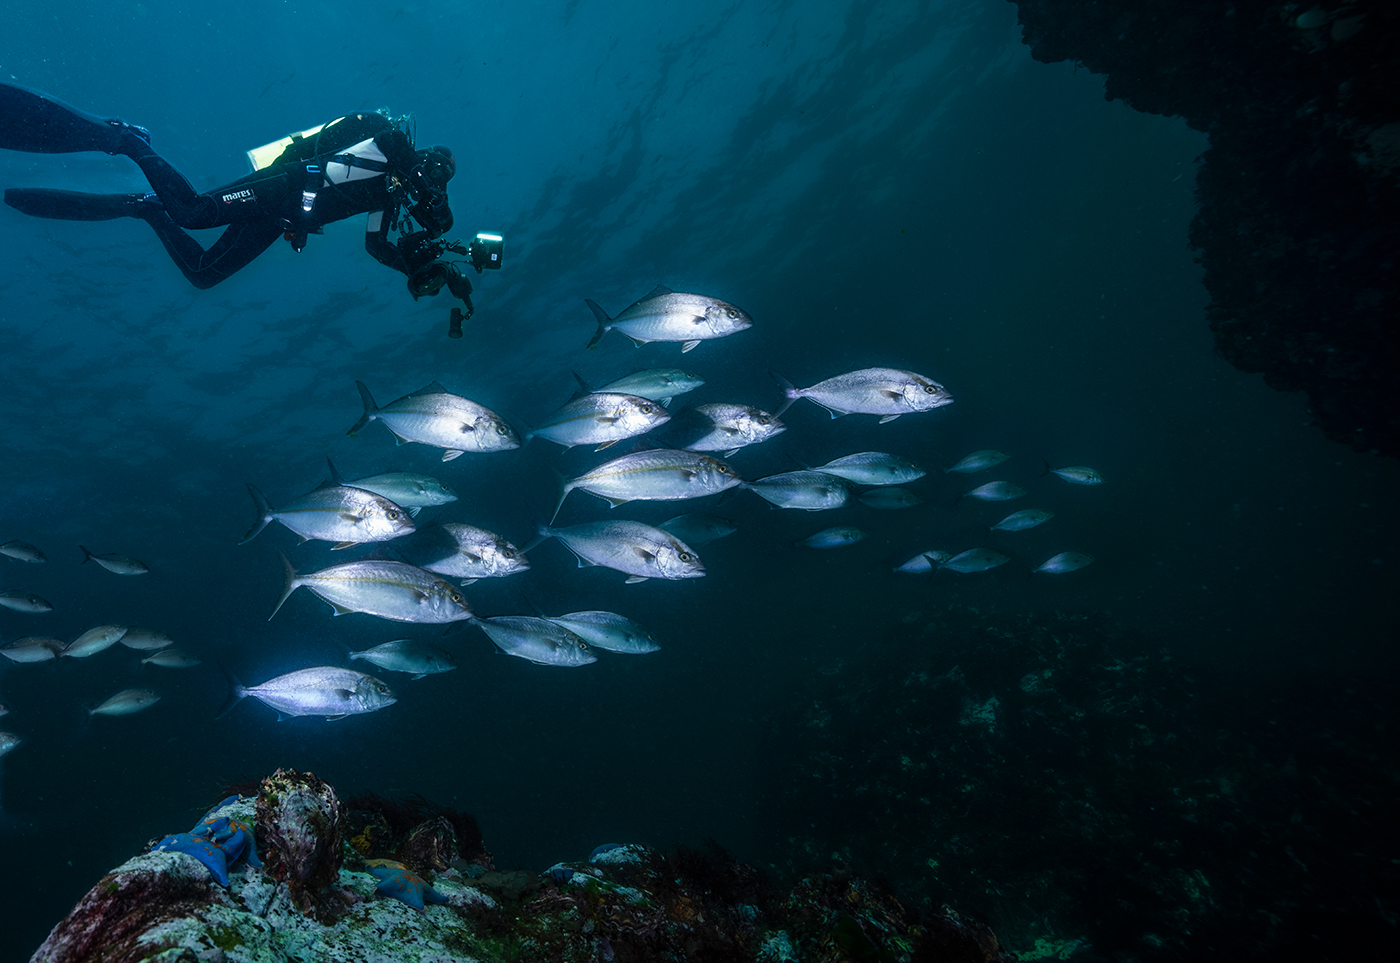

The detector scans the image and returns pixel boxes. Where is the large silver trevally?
[947,450,1010,474]
[534,521,705,583]
[672,403,785,456]
[337,465,458,517]
[585,285,752,352]
[240,462,415,548]
[1043,462,1105,485]
[0,637,63,663]
[0,540,46,563]
[742,470,851,511]
[78,546,150,575]
[991,509,1054,532]
[772,368,953,423]
[941,548,1011,574]
[1035,551,1095,574]
[591,368,705,407]
[0,590,53,613]
[812,452,926,486]
[219,667,397,720]
[348,639,459,679]
[526,391,670,451]
[553,449,741,521]
[543,611,661,655]
[472,616,597,666]
[657,513,738,545]
[89,688,161,717]
[405,522,530,585]
[270,554,472,623]
[348,381,520,460]
[62,625,129,659]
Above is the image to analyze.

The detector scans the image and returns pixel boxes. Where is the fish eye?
[717,465,730,474]
[640,403,654,413]
[496,425,508,434]
[924,385,936,393]
[386,510,401,520]
[578,641,589,650]
[726,308,737,318]
[757,416,770,425]
[679,551,692,562]
[450,591,464,604]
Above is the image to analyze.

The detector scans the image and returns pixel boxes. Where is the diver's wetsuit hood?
[408,145,454,236]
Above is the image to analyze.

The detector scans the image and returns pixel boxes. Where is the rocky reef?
[1009,0,1400,457]
[27,767,1016,963]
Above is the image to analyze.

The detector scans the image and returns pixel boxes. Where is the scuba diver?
[0,82,501,337]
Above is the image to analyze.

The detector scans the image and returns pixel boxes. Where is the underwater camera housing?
[468,232,503,273]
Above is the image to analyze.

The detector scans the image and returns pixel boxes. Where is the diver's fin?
[0,83,144,154]
[4,188,150,221]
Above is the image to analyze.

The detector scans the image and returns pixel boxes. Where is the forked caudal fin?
[267,552,302,621]
[347,381,379,436]
[239,483,274,545]
[215,663,249,720]
[769,370,798,418]
[584,299,612,349]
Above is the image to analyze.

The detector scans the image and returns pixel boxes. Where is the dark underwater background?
[1,1,1396,960]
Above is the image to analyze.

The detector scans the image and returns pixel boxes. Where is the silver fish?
[535,521,705,583]
[0,732,18,757]
[270,555,472,623]
[0,591,53,613]
[240,465,415,548]
[1035,551,1096,574]
[858,487,922,510]
[671,403,786,456]
[472,616,597,666]
[340,470,458,517]
[592,368,705,407]
[0,705,9,717]
[527,391,670,451]
[796,526,867,549]
[554,449,741,521]
[1044,462,1104,485]
[348,381,520,460]
[893,550,952,574]
[0,636,64,663]
[991,509,1054,532]
[543,611,661,654]
[963,481,1026,502]
[348,639,459,679]
[141,648,202,668]
[119,627,174,651]
[62,625,129,658]
[813,452,926,486]
[89,688,161,717]
[772,368,953,423]
[79,546,149,575]
[941,548,1011,574]
[742,471,851,511]
[0,540,46,563]
[585,285,752,352]
[409,523,530,584]
[222,667,396,720]
[946,450,1011,474]
[657,514,738,545]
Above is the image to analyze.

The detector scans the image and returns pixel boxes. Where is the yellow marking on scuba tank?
[245,121,331,172]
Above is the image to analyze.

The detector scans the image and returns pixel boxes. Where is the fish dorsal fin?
[412,381,451,397]
[643,284,674,300]
[325,457,346,486]
[572,371,595,394]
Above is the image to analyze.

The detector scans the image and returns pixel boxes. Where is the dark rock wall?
[1010,0,1400,457]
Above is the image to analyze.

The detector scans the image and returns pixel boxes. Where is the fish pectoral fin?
[411,673,427,680]
[681,340,701,353]
[330,541,358,551]
[595,415,619,425]
[457,422,475,432]
[442,450,465,461]
[412,589,430,602]
[337,512,363,523]
[408,506,422,517]
[624,575,649,584]
[717,425,740,434]
[632,546,657,561]
[459,578,478,586]
[878,414,902,424]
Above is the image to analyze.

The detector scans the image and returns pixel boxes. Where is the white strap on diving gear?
[325,138,389,184]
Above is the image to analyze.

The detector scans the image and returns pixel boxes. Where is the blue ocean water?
[0,1,1395,959]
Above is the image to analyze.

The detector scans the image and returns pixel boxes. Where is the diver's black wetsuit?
[0,83,473,316]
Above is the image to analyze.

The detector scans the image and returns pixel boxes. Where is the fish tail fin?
[239,483,274,545]
[548,468,572,525]
[215,663,249,720]
[1041,458,1052,478]
[769,370,798,418]
[268,552,301,621]
[347,381,378,436]
[584,299,612,349]
[78,545,94,564]
[521,524,552,555]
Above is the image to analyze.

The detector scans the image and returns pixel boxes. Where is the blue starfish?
[149,796,262,886]
[365,860,450,912]
[153,832,232,886]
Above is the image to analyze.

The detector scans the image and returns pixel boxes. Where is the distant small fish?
[534,521,704,583]
[409,523,530,585]
[585,285,752,352]
[991,509,1054,532]
[893,550,952,574]
[62,625,129,658]
[553,449,740,521]
[0,540,46,563]
[472,616,597,666]
[542,611,661,655]
[673,403,786,455]
[347,381,520,460]
[526,390,670,451]
[1042,461,1104,485]
[962,481,1026,502]
[0,636,64,663]
[79,546,149,575]
[657,514,738,545]
[0,732,19,757]
[119,627,175,651]
[859,487,922,510]
[348,639,458,679]
[141,648,202,669]
[220,667,396,720]
[742,471,851,511]
[270,555,472,623]
[796,527,867,549]
[940,548,1011,574]
[772,368,953,423]
[812,452,926,486]
[89,688,161,717]
[587,369,705,407]
[946,450,1010,474]
[1034,551,1095,574]
[0,704,8,718]
[0,591,53,613]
